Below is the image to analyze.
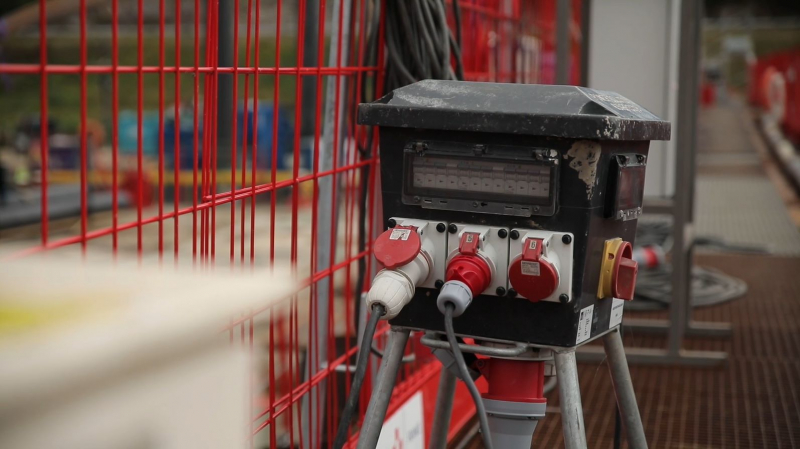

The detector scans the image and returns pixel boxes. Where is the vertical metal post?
[356,329,411,449]
[669,0,699,356]
[685,0,702,327]
[554,349,587,449]
[603,329,649,449]
[300,0,353,445]
[428,368,457,449]
[216,0,234,167]
[555,0,571,85]
[579,0,591,86]
[300,0,321,138]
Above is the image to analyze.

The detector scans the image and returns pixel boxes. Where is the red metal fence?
[0,0,580,446]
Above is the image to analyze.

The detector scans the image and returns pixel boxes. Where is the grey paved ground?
[693,100,800,256]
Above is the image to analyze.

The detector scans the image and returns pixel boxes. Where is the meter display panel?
[605,154,647,221]
[402,150,557,217]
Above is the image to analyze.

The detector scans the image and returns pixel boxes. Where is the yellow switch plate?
[597,238,624,299]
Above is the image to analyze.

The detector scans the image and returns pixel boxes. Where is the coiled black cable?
[333,303,386,449]
[444,303,493,449]
[630,218,755,310]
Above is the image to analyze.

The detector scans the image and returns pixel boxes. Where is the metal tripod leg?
[603,328,648,449]
[356,328,411,449]
[428,368,457,449]
[554,349,588,449]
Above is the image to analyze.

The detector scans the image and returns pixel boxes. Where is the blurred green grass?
[1,35,300,135]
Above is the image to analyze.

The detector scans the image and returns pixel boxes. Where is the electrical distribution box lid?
[358,80,671,141]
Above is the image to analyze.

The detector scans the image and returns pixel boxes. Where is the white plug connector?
[367,220,436,319]
[366,250,430,319]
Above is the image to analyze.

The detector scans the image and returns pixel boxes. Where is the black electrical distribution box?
[358,80,670,348]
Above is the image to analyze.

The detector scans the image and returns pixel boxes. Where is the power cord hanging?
[344,2,468,446]
[333,303,386,449]
[444,302,493,449]
[450,0,464,80]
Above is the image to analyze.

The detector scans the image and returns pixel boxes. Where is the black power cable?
[333,303,386,449]
[384,0,465,92]
[451,0,463,51]
[354,0,464,331]
[340,1,470,445]
[450,0,465,80]
[444,303,493,449]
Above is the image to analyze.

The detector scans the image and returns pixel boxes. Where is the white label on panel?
[376,391,425,449]
[576,305,594,345]
[609,298,625,329]
[390,229,411,241]
[521,261,541,276]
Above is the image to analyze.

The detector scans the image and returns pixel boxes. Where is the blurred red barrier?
[749,49,800,142]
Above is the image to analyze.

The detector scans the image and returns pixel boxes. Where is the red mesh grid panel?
[0,0,578,446]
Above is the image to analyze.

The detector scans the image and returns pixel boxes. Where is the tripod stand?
[355,327,647,449]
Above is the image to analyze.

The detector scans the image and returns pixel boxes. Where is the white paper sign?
[376,391,425,449]
[609,298,625,329]
[576,305,594,345]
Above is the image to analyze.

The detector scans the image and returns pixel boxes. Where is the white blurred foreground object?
[0,258,294,449]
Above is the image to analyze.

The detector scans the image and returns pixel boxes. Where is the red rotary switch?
[597,239,639,300]
[508,238,559,302]
[445,233,492,295]
[373,226,421,269]
[612,242,638,301]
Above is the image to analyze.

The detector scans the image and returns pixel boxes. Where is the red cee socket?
[446,255,492,297]
[508,238,559,302]
[481,358,546,403]
[446,233,491,295]
[373,226,421,269]
[612,241,638,301]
